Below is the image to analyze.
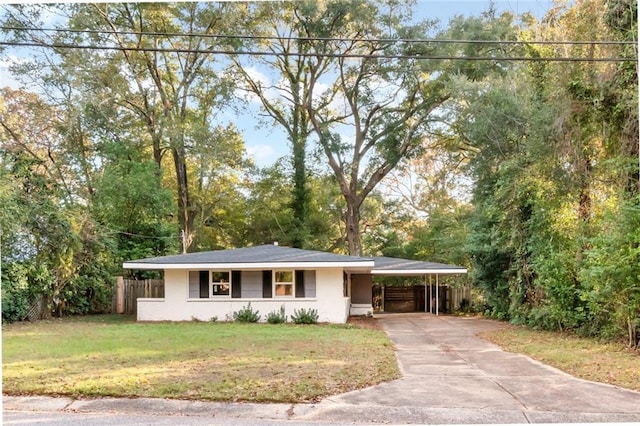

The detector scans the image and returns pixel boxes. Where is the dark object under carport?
[380,285,449,313]
[371,257,467,315]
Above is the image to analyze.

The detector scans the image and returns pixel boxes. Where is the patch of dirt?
[347,315,383,330]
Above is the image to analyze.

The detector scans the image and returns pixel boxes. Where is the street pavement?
[4,313,640,425]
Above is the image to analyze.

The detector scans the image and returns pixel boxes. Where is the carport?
[371,257,467,315]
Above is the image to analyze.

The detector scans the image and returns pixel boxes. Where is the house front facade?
[123,244,375,323]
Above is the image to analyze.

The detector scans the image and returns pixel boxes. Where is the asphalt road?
[5,314,640,425]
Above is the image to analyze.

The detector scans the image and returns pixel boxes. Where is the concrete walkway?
[5,314,640,424]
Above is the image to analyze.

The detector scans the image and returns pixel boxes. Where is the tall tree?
[306,0,451,255]
[602,0,639,193]
[2,2,249,252]
[235,0,450,255]
[0,88,114,319]
[231,2,339,247]
[305,3,521,255]
[66,2,245,251]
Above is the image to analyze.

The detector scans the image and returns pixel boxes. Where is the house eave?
[123,261,375,270]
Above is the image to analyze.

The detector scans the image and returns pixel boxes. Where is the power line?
[104,228,179,240]
[1,25,637,47]
[0,40,635,62]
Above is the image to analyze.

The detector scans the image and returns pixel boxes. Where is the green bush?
[232,303,261,323]
[459,298,470,312]
[62,275,113,315]
[1,288,29,323]
[1,261,49,323]
[266,305,287,324]
[291,308,319,324]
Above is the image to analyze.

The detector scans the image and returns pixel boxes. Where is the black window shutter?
[262,270,272,298]
[295,270,305,298]
[199,270,209,298]
[231,270,241,298]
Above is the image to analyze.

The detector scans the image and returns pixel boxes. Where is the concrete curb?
[6,395,640,424]
[3,395,317,421]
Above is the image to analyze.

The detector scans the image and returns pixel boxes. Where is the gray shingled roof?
[126,244,372,265]
[371,256,467,274]
[123,245,466,275]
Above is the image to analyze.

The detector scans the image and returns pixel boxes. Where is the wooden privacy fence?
[113,277,164,315]
[26,296,48,321]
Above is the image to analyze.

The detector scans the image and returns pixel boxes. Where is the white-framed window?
[274,270,294,297]
[211,271,231,297]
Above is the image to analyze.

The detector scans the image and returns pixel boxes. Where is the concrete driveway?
[301,313,640,424]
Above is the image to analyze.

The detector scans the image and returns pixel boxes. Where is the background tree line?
[1,0,638,347]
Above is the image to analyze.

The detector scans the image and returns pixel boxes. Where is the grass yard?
[481,326,640,392]
[2,315,399,403]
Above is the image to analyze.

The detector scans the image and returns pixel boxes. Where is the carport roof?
[371,256,467,275]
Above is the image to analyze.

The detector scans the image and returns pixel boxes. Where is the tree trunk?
[290,118,309,248]
[576,150,593,266]
[628,130,639,194]
[578,162,592,223]
[172,146,193,252]
[151,132,163,169]
[628,315,638,349]
[344,196,362,256]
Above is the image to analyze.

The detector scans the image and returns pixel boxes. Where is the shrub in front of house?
[232,303,261,323]
[291,308,319,324]
[266,305,287,324]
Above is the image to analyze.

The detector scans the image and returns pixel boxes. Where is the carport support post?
[429,275,433,314]
[436,274,439,316]
[424,276,427,313]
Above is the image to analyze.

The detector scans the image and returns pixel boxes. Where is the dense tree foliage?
[1,0,638,346]
[449,0,639,346]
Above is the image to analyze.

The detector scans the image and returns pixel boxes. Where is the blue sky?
[415,0,556,22]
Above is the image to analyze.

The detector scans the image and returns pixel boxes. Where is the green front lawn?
[2,315,399,402]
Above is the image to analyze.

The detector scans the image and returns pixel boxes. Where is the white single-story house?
[122,244,467,323]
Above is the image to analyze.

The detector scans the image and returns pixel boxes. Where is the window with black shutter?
[295,270,305,298]
[231,270,241,298]
[199,270,209,298]
[262,270,272,298]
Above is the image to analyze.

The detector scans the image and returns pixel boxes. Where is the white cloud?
[244,67,271,87]
[237,66,280,105]
[246,143,279,167]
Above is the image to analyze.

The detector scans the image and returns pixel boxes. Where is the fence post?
[116,276,125,314]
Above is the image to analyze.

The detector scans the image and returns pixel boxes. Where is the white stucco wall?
[137,268,351,323]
